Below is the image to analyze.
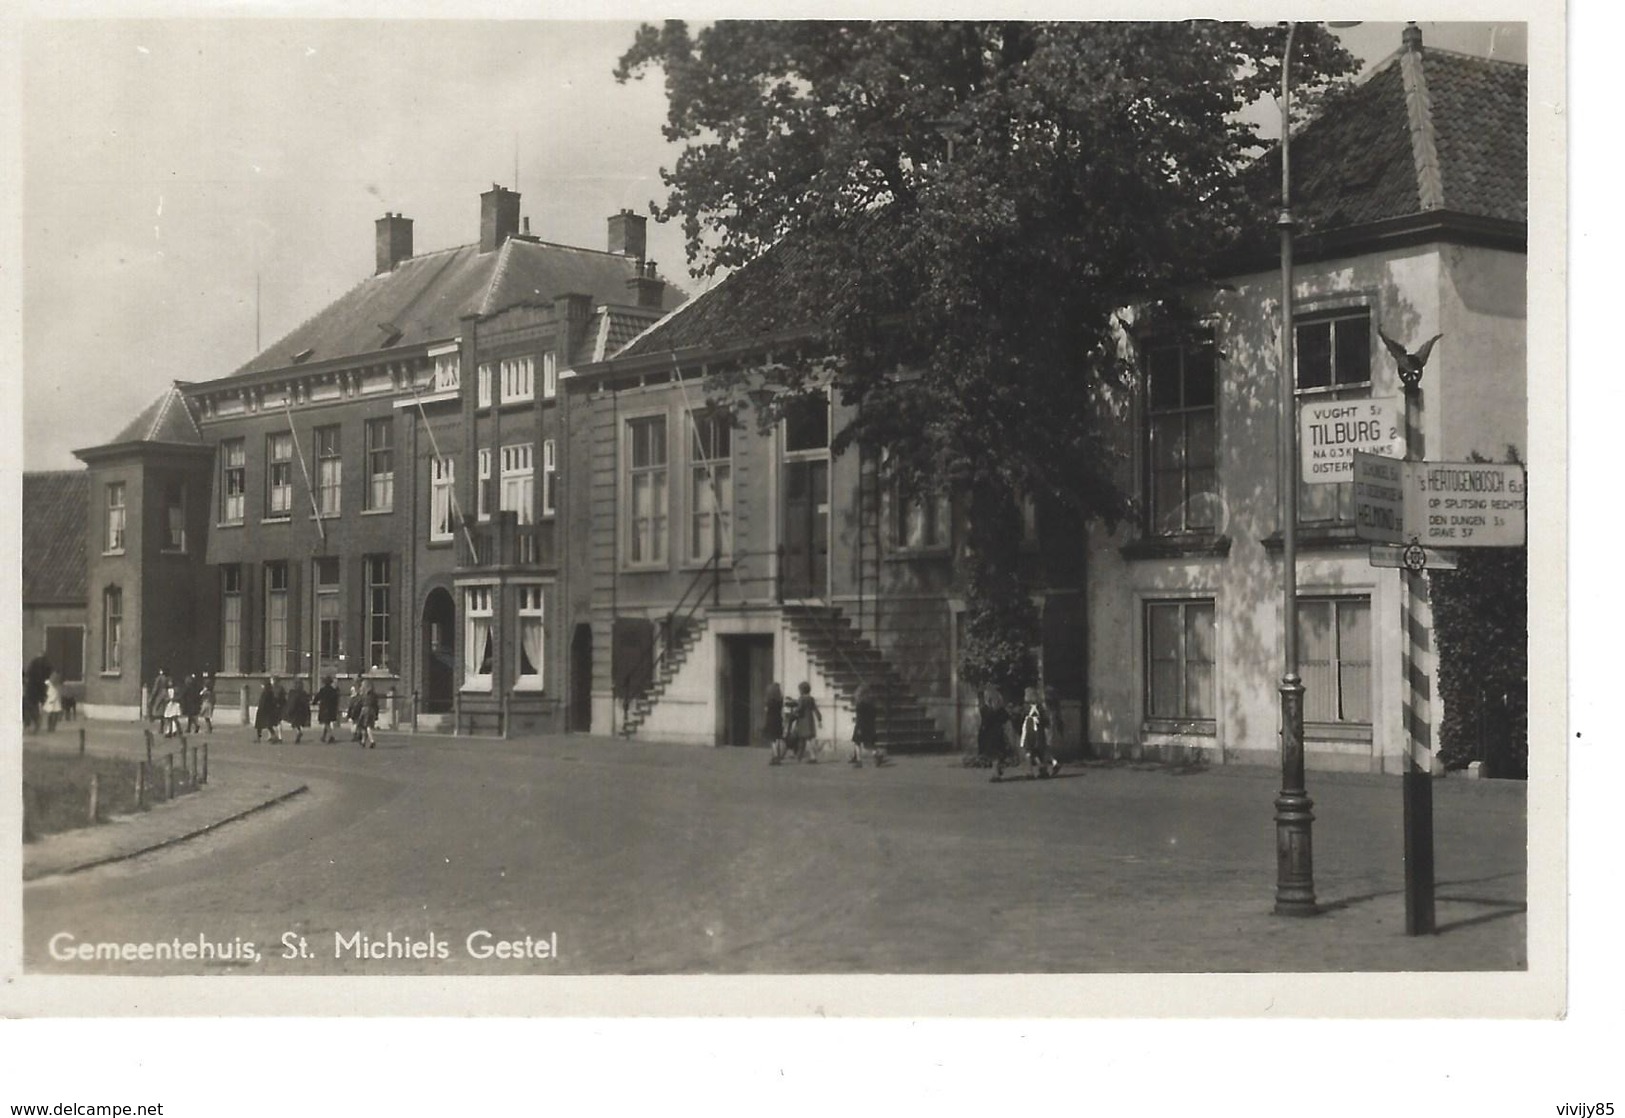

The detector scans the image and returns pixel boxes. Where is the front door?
[421,588,455,713]
[781,458,828,600]
[720,635,774,747]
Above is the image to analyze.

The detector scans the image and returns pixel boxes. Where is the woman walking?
[255,677,283,743]
[315,675,341,743]
[181,674,202,734]
[360,682,380,749]
[764,682,787,765]
[285,677,312,744]
[161,683,182,738]
[43,670,63,734]
[791,681,822,763]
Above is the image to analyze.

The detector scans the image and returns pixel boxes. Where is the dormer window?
[433,352,461,392]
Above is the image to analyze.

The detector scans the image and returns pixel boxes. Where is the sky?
[19,18,1527,471]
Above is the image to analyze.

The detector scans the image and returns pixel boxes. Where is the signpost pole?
[1400,382,1436,935]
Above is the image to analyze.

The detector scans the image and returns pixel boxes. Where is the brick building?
[67,186,681,728]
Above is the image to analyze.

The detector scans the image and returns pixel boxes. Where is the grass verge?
[21,748,188,842]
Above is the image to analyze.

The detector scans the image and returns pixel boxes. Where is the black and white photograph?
[4,3,1574,1054]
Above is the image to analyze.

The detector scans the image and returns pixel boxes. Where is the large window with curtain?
[625,415,668,566]
[464,587,494,689]
[516,585,545,690]
[1142,336,1218,536]
[265,562,289,674]
[221,565,242,674]
[102,586,123,674]
[1298,596,1372,725]
[689,411,732,562]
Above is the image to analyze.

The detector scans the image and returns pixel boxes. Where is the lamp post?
[1273,20,1316,916]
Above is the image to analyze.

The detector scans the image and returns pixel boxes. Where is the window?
[477,363,493,408]
[502,356,534,402]
[516,585,545,689]
[104,483,126,553]
[367,556,391,672]
[366,418,394,512]
[433,352,460,392]
[1143,337,1217,535]
[1145,599,1216,723]
[45,625,84,684]
[314,426,341,516]
[542,439,558,517]
[430,458,456,542]
[162,481,186,551]
[102,587,122,673]
[221,566,242,675]
[221,439,246,523]
[1299,597,1372,725]
[541,352,558,400]
[1297,310,1373,524]
[267,432,294,518]
[501,444,534,525]
[626,416,668,565]
[464,586,494,688]
[477,449,492,522]
[689,413,733,561]
[265,562,289,674]
[784,394,830,453]
[897,488,951,551]
[315,557,342,671]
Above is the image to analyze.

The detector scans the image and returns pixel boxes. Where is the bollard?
[136,761,146,808]
[145,729,154,766]
[88,772,100,824]
[389,688,399,731]
[202,741,209,784]
[79,727,86,756]
[240,685,250,726]
[165,754,174,800]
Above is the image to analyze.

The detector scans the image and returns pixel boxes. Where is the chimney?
[1402,21,1423,52]
[554,292,594,358]
[375,212,413,274]
[608,210,647,259]
[480,184,522,254]
[627,259,666,310]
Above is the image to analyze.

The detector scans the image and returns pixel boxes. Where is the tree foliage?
[618,21,1354,690]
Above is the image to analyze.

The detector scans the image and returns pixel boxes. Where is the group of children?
[763,681,890,768]
[148,670,215,739]
[255,675,379,747]
[977,684,1065,781]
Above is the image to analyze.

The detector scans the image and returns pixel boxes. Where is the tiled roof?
[22,471,88,605]
[1279,42,1526,235]
[572,306,671,366]
[1424,50,1527,224]
[232,238,686,379]
[109,385,204,446]
[618,238,824,359]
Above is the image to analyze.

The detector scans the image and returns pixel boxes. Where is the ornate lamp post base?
[1275,675,1319,915]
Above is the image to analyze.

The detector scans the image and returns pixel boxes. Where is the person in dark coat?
[315,675,341,743]
[977,685,1013,769]
[285,678,312,743]
[849,683,888,768]
[23,654,52,733]
[180,674,202,734]
[764,682,786,765]
[254,677,284,743]
[148,669,172,723]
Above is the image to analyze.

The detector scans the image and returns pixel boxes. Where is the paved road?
[23,726,1527,975]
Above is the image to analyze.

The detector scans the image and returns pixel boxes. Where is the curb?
[23,784,310,882]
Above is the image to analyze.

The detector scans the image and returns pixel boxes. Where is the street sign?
[1352,451,1408,544]
[1301,396,1403,485]
[1410,461,1527,548]
[1368,544,1460,571]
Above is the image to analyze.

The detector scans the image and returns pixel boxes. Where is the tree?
[617,21,1354,693]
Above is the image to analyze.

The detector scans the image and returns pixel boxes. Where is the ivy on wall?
[1428,450,1528,778]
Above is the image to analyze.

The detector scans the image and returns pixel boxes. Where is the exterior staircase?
[781,603,950,754]
[619,617,709,737]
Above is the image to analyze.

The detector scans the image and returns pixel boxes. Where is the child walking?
[791,681,822,763]
[849,684,888,767]
[765,682,787,765]
[161,685,182,738]
[1012,686,1061,779]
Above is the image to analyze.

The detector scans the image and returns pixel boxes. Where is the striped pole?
[1401,382,1436,935]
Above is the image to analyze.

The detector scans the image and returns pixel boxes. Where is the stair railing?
[618,552,721,736]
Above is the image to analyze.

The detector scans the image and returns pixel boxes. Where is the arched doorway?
[570,623,593,732]
[421,587,455,714]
